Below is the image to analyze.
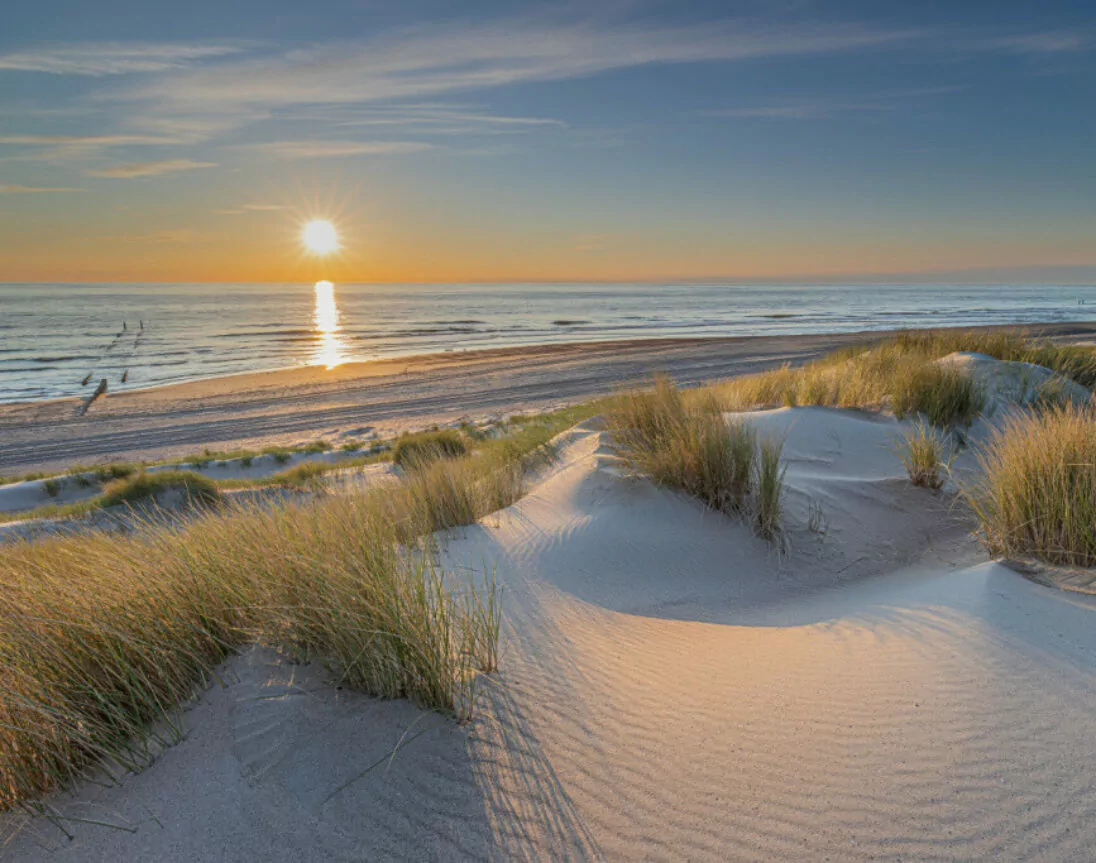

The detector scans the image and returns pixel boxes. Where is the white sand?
[938,350,1091,411]
[6,405,1096,860]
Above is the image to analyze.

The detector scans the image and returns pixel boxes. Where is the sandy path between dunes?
[7,411,1096,861]
[5,322,1095,475]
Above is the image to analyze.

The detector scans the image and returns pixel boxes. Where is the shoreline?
[3,321,1095,474]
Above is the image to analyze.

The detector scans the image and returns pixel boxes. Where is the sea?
[2,281,1095,404]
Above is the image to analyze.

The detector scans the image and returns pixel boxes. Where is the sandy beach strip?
[3,323,1096,475]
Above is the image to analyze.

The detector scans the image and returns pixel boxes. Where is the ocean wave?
[432,319,487,325]
[214,329,314,339]
[370,326,492,338]
[552,319,591,326]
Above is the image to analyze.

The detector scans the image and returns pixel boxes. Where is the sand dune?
[6,408,1096,860]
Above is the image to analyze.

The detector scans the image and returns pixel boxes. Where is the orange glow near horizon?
[312,280,346,369]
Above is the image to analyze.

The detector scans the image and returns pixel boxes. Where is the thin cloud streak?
[86,158,217,178]
[0,184,84,193]
[978,30,1090,54]
[244,140,434,158]
[0,42,249,76]
[0,132,201,163]
[123,20,920,111]
[215,203,287,214]
[0,134,176,146]
[704,86,963,120]
[289,103,569,135]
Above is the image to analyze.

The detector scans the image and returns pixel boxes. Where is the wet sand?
[3,323,1095,475]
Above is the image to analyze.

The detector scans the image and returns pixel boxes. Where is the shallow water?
[2,281,1095,403]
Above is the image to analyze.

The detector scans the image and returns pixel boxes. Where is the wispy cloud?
[0,184,84,193]
[288,103,568,136]
[704,87,962,120]
[0,132,194,163]
[245,140,434,159]
[0,42,249,76]
[0,134,173,145]
[86,158,217,178]
[0,18,921,170]
[215,202,287,214]
[979,30,1089,55]
[123,20,917,111]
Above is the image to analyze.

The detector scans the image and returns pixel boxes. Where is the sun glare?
[302,219,340,254]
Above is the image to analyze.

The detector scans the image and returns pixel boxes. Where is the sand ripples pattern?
[5,418,1096,860]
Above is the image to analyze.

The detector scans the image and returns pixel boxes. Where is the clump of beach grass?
[712,342,985,427]
[895,421,953,490]
[607,377,785,538]
[0,403,601,807]
[391,454,524,536]
[99,469,221,509]
[0,476,504,808]
[890,329,1096,389]
[754,435,787,541]
[393,429,468,467]
[261,461,329,489]
[966,404,1096,566]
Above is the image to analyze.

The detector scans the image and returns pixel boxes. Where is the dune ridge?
[6,408,1096,860]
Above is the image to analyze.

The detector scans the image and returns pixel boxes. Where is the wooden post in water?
[77,379,108,416]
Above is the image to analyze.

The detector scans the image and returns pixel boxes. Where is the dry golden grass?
[710,329,1096,427]
[392,429,468,467]
[895,421,953,490]
[0,486,502,808]
[99,469,222,508]
[711,342,985,427]
[0,409,591,808]
[966,404,1096,566]
[607,377,785,537]
[754,435,787,540]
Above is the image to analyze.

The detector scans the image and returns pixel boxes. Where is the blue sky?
[0,0,1093,282]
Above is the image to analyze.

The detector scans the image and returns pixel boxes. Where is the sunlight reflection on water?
[312,280,346,369]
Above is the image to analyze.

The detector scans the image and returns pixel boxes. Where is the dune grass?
[98,470,222,508]
[889,329,1096,389]
[1,406,594,526]
[0,488,499,808]
[608,377,784,538]
[709,329,1096,427]
[754,435,787,540]
[895,421,953,490]
[393,429,468,467]
[966,404,1096,566]
[711,338,986,426]
[0,407,592,807]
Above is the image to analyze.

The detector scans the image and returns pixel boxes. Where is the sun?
[302,219,340,254]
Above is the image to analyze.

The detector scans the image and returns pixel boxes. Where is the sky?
[0,0,1094,283]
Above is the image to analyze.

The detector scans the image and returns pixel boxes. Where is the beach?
[6,409,1096,860]
[5,322,1096,476]
[7,4,1096,857]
